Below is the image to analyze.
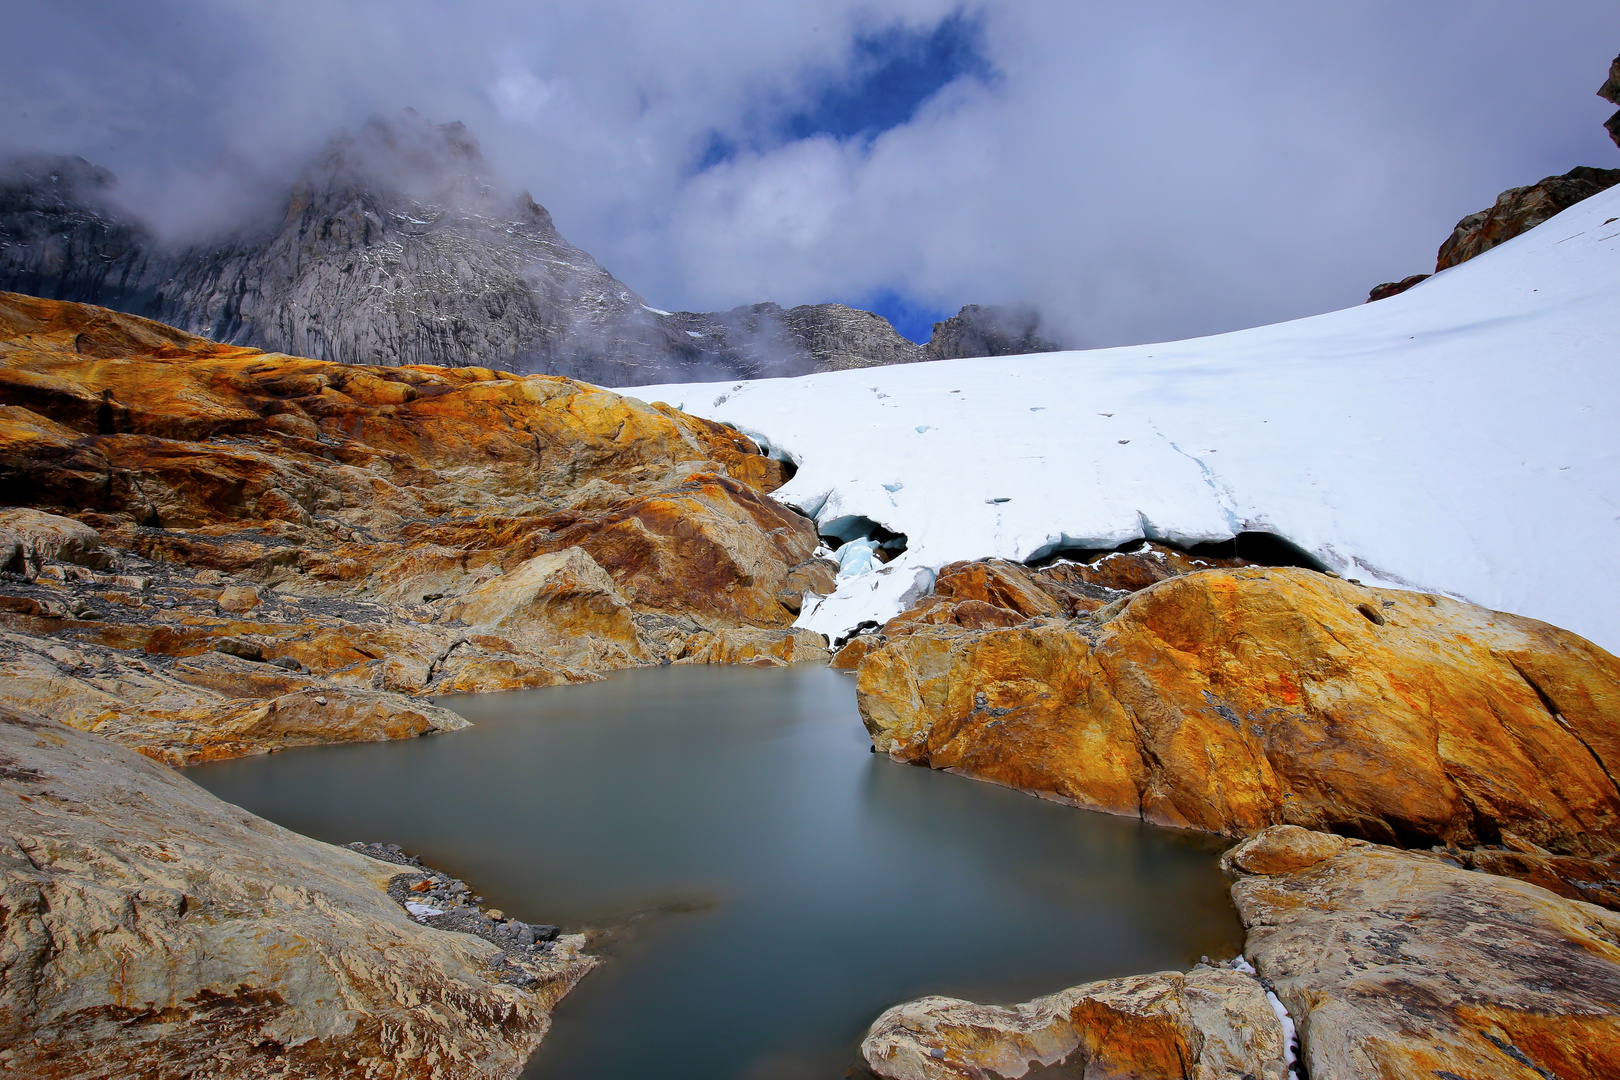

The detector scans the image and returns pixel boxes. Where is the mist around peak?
[1,109,1067,383]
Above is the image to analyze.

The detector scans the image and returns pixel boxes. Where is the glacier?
[631,184,1620,654]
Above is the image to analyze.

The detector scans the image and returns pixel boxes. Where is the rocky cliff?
[0,292,835,762]
[1,116,1062,383]
[1434,165,1620,271]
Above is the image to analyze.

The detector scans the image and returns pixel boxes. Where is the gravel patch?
[350,842,565,987]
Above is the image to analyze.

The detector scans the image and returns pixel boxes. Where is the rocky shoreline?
[0,291,837,1075]
[0,291,835,764]
[841,545,1620,1077]
[0,701,597,1078]
[4,290,1620,1077]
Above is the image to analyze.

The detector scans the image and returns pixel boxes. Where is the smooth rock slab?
[1228,826,1620,1079]
[0,702,594,1077]
[861,967,1287,1080]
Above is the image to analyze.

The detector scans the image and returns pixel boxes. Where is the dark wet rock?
[1435,165,1620,271]
[362,842,581,989]
[1365,273,1430,302]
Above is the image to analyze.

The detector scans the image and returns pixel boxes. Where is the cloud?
[4,1,1619,345]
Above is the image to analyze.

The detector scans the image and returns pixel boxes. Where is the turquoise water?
[187,664,1241,1079]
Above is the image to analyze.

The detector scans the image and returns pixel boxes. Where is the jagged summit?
[0,113,1062,383]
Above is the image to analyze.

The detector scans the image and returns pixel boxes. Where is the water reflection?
[187,664,1241,1080]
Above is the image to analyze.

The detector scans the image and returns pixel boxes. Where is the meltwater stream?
[187,664,1242,1079]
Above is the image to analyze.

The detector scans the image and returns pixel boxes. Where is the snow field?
[631,185,1620,653]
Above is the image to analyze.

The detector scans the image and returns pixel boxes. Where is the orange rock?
[1033,541,1251,607]
[0,293,826,758]
[880,545,1255,636]
[862,967,1287,1080]
[216,585,261,613]
[831,634,884,671]
[669,628,830,667]
[447,546,647,669]
[856,567,1620,854]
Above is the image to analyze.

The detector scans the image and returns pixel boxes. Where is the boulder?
[861,967,1287,1080]
[881,545,1254,635]
[0,701,593,1077]
[1435,166,1620,271]
[855,567,1620,854]
[448,546,647,670]
[669,627,830,667]
[0,506,107,572]
[1227,825,1620,1080]
[773,555,839,615]
[216,584,261,613]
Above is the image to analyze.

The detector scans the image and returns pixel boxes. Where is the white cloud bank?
[4,2,1619,345]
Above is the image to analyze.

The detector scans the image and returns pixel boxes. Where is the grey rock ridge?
[0,115,1062,385]
[925,302,1059,359]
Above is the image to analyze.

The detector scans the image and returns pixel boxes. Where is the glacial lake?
[187,664,1242,1079]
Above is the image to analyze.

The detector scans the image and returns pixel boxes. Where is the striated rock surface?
[0,293,830,758]
[861,967,1287,1080]
[854,565,1620,857]
[1227,825,1620,1080]
[1435,166,1620,271]
[0,702,594,1078]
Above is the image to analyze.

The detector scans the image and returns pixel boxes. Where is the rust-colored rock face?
[0,294,828,760]
[861,967,1288,1080]
[1435,166,1620,271]
[1228,826,1620,1080]
[856,567,1620,856]
[854,542,1251,648]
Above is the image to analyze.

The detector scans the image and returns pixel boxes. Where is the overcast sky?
[6,1,1619,345]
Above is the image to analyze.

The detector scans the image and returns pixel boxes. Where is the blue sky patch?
[785,11,991,142]
[694,9,991,172]
[854,289,953,344]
